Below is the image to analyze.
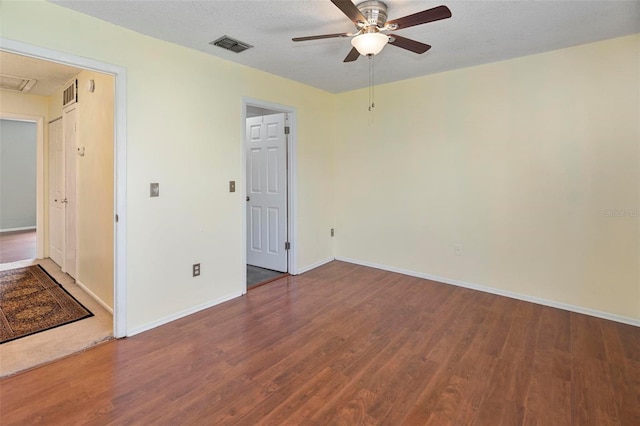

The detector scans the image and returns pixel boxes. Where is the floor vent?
[0,73,37,93]
[210,36,253,53]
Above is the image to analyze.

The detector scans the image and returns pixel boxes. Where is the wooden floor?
[1,261,638,425]
[0,229,36,264]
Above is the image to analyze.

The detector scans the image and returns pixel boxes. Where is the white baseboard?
[75,279,113,315]
[127,291,243,337]
[297,257,335,275]
[0,226,36,233]
[335,256,640,327]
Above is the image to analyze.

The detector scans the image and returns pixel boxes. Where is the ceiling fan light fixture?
[351,32,389,56]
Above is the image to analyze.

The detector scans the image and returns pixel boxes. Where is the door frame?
[0,114,44,259]
[242,97,298,292]
[48,117,64,267]
[1,37,128,338]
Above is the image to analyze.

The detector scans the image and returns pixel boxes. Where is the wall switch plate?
[229,181,236,192]
[150,183,159,197]
[331,228,335,237]
[454,244,463,256]
[193,263,200,277]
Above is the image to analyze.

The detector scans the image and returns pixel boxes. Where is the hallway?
[0,229,36,264]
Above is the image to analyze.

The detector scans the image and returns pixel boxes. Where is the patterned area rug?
[0,265,93,344]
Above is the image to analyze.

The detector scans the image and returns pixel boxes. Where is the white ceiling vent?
[0,73,37,93]
[210,36,253,53]
[63,79,78,107]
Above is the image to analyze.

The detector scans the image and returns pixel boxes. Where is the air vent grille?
[0,74,37,93]
[210,36,253,53]
[63,80,78,107]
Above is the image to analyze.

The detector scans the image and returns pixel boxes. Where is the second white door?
[246,113,287,272]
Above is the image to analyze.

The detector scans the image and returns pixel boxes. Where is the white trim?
[114,69,127,338]
[75,280,113,315]
[0,259,37,271]
[1,37,128,338]
[241,97,299,295]
[297,257,335,275]
[0,113,44,259]
[127,291,243,337]
[336,256,640,327]
[0,226,37,233]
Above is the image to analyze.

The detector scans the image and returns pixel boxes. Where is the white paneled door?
[63,105,77,278]
[48,119,64,267]
[246,113,287,272]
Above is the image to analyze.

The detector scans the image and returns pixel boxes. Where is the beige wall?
[75,70,115,307]
[0,91,49,118]
[1,0,336,331]
[334,35,640,321]
[48,88,63,122]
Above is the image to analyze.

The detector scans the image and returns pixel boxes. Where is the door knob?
[246,196,250,202]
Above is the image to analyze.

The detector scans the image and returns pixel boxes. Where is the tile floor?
[0,258,113,377]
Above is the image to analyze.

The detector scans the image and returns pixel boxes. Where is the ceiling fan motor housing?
[356,0,388,29]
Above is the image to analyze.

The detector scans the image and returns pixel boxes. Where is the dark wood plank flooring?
[1,261,638,425]
[0,229,36,264]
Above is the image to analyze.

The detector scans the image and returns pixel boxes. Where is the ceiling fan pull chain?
[368,54,374,111]
[371,54,375,110]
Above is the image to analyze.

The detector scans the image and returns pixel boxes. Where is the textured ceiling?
[41,0,640,93]
[0,51,82,96]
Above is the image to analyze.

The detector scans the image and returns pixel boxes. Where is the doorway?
[1,38,127,338]
[0,118,38,263]
[243,99,298,291]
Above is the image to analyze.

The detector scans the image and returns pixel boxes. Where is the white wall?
[0,0,336,332]
[0,119,37,230]
[334,35,640,322]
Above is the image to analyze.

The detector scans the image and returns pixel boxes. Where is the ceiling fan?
[292,0,452,62]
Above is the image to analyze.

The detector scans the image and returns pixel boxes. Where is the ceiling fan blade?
[292,32,352,42]
[343,47,360,62]
[331,0,367,25]
[387,5,452,30]
[388,34,431,54]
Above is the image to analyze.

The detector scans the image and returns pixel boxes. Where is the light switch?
[229,181,236,193]
[150,183,159,197]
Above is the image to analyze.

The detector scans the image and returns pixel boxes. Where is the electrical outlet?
[454,244,463,256]
[193,263,200,277]
[331,228,335,237]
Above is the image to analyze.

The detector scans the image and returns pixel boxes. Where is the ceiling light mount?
[356,1,389,28]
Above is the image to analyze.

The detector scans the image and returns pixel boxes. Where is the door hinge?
[284,126,290,135]
[285,242,291,250]
[115,214,119,222]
